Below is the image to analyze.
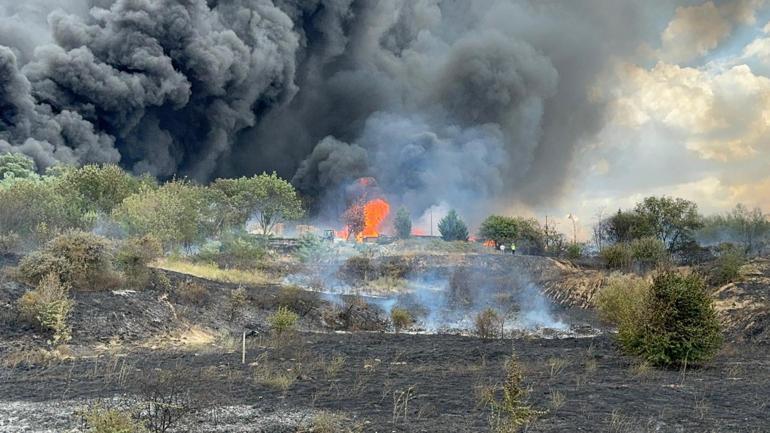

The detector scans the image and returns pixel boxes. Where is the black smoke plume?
[0,0,654,219]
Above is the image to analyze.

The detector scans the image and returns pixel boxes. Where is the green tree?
[112,180,214,248]
[60,164,152,214]
[0,176,84,239]
[438,209,469,241]
[0,152,37,181]
[211,172,303,235]
[394,207,412,239]
[478,215,518,247]
[634,196,702,251]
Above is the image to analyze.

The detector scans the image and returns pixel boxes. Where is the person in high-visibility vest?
[510,242,516,255]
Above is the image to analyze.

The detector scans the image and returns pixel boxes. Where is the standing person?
[499,244,506,254]
[510,242,516,255]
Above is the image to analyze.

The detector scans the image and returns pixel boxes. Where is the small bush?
[619,272,722,367]
[630,237,668,271]
[276,285,319,317]
[269,306,299,335]
[296,233,331,264]
[475,308,502,339]
[116,236,162,289]
[195,232,266,269]
[175,279,208,305]
[380,256,413,279]
[601,243,632,270]
[81,403,147,433]
[486,354,543,432]
[18,231,119,291]
[255,365,295,391]
[566,243,582,260]
[709,246,745,286]
[17,273,73,345]
[227,287,248,321]
[390,307,413,333]
[341,255,375,282]
[306,411,363,433]
[594,273,650,327]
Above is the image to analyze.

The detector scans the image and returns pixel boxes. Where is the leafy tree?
[342,200,365,240]
[438,209,469,241]
[0,152,37,181]
[634,196,702,251]
[0,176,84,239]
[60,164,152,214]
[700,204,769,254]
[212,172,303,235]
[112,180,214,248]
[478,216,518,247]
[394,207,412,239]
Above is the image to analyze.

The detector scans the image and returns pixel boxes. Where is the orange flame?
[483,240,496,247]
[359,198,390,240]
[411,228,426,236]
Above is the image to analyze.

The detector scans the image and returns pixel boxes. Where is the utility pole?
[430,208,433,236]
[568,213,577,244]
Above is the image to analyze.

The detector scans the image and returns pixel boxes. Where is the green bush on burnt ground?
[475,308,502,339]
[17,231,121,291]
[269,306,299,335]
[709,244,746,286]
[566,243,582,260]
[390,307,413,333]
[438,209,469,242]
[341,255,376,282]
[619,272,722,367]
[80,403,147,433]
[481,353,543,432]
[17,273,73,345]
[195,231,267,269]
[116,236,163,289]
[594,273,649,328]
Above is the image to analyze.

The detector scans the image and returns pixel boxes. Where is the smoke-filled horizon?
[4,0,770,225]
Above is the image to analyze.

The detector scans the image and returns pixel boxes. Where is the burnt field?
[1,252,769,432]
[1,332,768,432]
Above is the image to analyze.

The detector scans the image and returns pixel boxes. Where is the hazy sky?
[540,0,770,238]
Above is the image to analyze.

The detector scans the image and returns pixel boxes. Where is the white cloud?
[658,0,763,63]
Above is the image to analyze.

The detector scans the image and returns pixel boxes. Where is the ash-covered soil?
[1,333,768,432]
[1,253,769,432]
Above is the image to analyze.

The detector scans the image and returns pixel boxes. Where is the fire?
[411,228,426,236]
[336,197,391,242]
[483,240,496,247]
[360,198,390,240]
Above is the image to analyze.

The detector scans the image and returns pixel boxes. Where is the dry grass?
[254,365,295,391]
[152,258,270,286]
[1,346,72,368]
[549,390,566,411]
[302,411,364,433]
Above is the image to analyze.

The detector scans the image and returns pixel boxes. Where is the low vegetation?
[481,353,543,432]
[80,404,147,433]
[16,273,73,345]
[618,272,722,367]
[153,258,269,286]
[475,308,502,339]
[390,307,413,332]
[268,306,299,335]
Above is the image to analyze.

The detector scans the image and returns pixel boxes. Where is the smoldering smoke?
[0,0,649,215]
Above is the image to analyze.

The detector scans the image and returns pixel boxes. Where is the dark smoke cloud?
[1,0,671,218]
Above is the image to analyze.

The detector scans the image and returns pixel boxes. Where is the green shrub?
[380,256,413,279]
[0,177,85,239]
[227,287,248,321]
[17,273,73,345]
[17,251,72,286]
[709,246,745,286]
[601,243,632,269]
[484,354,543,432]
[630,237,668,270]
[195,232,266,269]
[566,243,582,260]
[295,233,331,264]
[44,231,119,291]
[438,209,469,241]
[116,236,163,289]
[341,255,375,282]
[269,306,299,335]
[594,273,649,327]
[475,308,502,339]
[390,307,413,332]
[619,272,722,367]
[81,403,147,433]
